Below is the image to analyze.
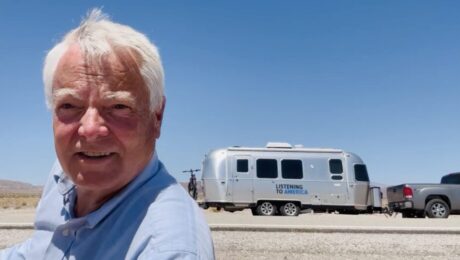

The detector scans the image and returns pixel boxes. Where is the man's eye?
[110,104,132,117]
[60,103,76,109]
[55,103,81,119]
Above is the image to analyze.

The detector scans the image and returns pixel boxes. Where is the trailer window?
[281,160,303,179]
[237,159,249,173]
[257,159,278,178]
[354,164,370,182]
[331,175,343,180]
[329,159,343,174]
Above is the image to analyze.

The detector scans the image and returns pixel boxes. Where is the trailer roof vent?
[266,142,292,148]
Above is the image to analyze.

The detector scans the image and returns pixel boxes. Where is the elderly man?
[1,9,214,260]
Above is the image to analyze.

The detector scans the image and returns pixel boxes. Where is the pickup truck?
[387,172,460,218]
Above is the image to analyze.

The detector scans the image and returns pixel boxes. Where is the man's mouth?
[77,151,115,159]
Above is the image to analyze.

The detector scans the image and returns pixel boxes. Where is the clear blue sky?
[1,1,459,185]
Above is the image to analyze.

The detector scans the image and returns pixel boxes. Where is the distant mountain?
[0,179,42,195]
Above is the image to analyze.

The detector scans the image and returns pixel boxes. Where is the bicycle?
[183,169,200,200]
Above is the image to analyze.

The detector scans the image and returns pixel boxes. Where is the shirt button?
[62,229,70,236]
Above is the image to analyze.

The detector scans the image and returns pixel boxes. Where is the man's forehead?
[57,44,81,64]
[56,44,142,77]
[53,44,146,91]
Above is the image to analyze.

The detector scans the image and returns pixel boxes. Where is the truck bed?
[387,183,439,202]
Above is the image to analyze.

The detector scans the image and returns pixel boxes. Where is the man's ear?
[153,96,166,139]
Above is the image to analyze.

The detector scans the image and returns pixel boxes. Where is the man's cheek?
[107,116,138,130]
[54,123,78,139]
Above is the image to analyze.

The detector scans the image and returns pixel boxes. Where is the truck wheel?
[425,199,450,218]
[251,207,258,216]
[256,201,276,216]
[280,202,300,216]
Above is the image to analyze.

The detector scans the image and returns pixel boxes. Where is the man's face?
[52,44,163,195]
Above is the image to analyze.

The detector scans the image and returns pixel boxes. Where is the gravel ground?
[2,208,460,259]
[213,231,460,259]
[2,229,460,259]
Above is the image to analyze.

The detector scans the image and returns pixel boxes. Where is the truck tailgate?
[386,184,406,202]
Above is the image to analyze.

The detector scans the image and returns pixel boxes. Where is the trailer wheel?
[256,201,276,216]
[279,202,300,216]
[425,199,450,218]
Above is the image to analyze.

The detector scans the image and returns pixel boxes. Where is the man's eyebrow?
[102,91,136,104]
[53,88,82,101]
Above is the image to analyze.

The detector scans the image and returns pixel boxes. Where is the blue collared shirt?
[1,155,214,259]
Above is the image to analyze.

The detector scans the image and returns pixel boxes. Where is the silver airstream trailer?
[201,142,373,216]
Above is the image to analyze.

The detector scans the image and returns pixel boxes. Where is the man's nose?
[78,108,109,141]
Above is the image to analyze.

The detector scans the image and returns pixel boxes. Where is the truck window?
[256,159,278,178]
[281,160,303,179]
[237,159,248,173]
[354,164,370,182]
[441,173,460,184]
[329,159,343,174]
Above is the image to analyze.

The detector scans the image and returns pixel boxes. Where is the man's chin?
[68,167,119,185]
[71,172,122,192]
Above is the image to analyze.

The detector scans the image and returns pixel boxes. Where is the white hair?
[43,8,164,112]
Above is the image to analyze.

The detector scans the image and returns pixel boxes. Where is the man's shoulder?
[127,182,214,259]
[141,181,204,231]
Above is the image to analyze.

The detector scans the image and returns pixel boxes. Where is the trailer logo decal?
[276,184,308,195]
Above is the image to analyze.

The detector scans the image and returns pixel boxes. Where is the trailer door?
[230,156,254,203]
[353,164,370,209]
[326,159,347,205]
